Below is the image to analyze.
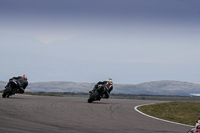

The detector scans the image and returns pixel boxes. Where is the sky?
[0,0,200,84]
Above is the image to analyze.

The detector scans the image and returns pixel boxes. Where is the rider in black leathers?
[90,78,113,99]
[5,75,28,94]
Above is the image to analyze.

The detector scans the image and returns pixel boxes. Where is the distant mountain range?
[1,80,200,96]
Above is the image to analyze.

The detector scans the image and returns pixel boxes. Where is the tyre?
[2,87,11,98]
[88,91,99,103]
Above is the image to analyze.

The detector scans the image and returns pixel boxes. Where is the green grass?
[138,102,200,126]
[111,94,200,101]
[24,92,89,98]
[24,92,63,97]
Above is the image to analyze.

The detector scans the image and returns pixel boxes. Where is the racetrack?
[0,95,191,133]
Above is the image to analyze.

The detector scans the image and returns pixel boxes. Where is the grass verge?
[138,102,200,126]
[24,92,63,97]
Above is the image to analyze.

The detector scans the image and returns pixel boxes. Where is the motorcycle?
[187,128,200,133]
[2,80,20,98]
[187,123,200,133]
[88,84,105,103]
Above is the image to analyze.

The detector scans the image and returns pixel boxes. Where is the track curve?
[0,95,191,133]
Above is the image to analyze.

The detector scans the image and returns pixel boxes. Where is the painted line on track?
[134,103,193,128]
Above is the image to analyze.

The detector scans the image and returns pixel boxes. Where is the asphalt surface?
[0,95,191,133]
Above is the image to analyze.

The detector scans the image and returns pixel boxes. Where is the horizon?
[1,79,200,85]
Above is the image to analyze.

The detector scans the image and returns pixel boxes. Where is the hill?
[1,80,200,96]
[127,80,200,95]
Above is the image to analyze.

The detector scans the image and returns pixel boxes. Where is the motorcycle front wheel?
[2,86,12,98]
[88,91,99,103]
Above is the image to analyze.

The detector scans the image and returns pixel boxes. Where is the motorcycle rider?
[5,74,28,94]
[187,117,200,133]
[90,78,113,99]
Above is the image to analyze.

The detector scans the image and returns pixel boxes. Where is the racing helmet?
[196,120,200,127]
[108,78,113,84]
[23,74,27,80]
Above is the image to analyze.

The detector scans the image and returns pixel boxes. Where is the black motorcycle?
[2,80,20,98]
[88,84,105,103]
